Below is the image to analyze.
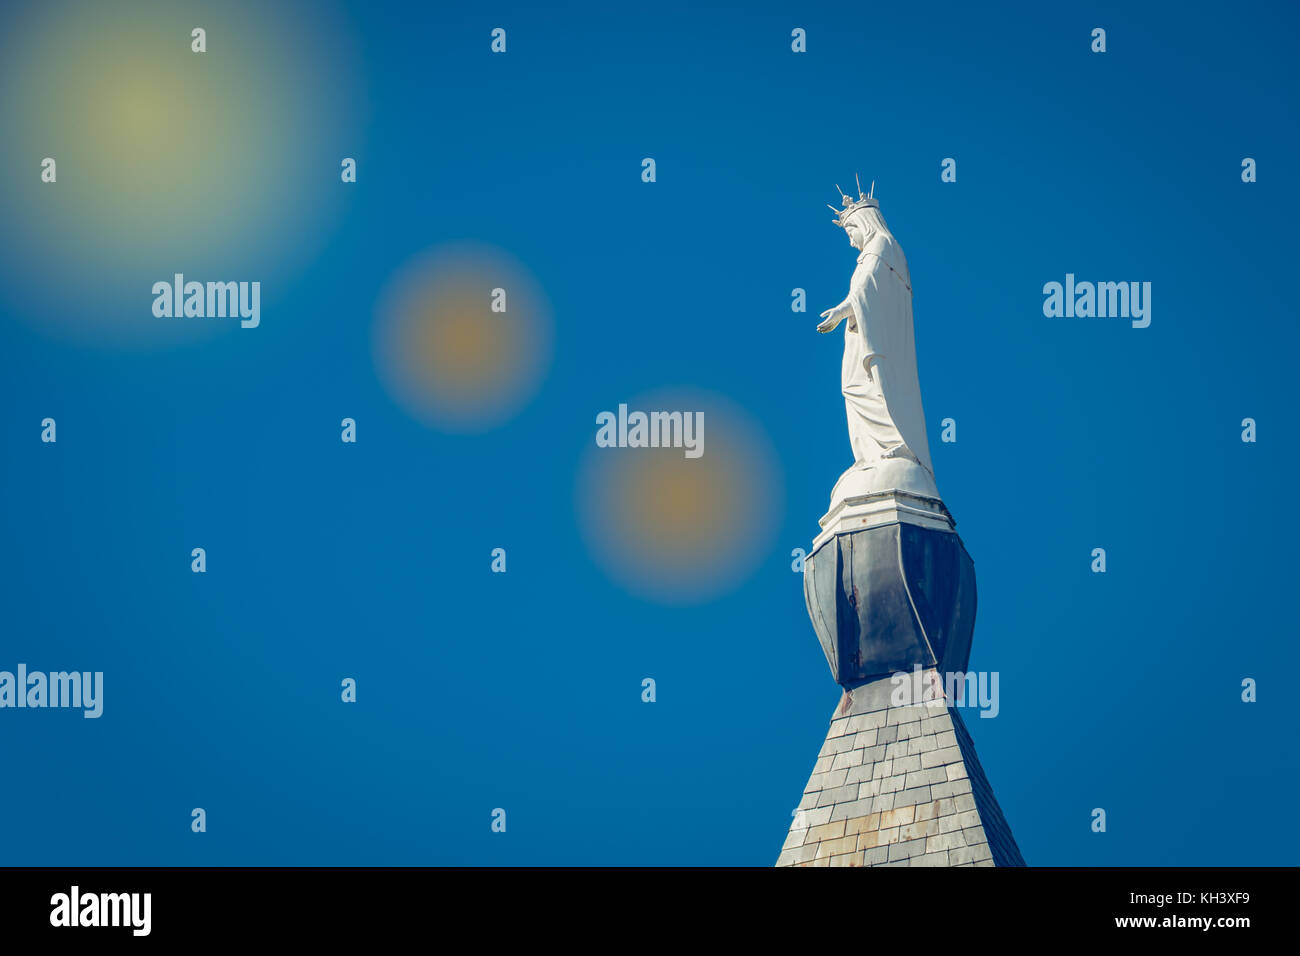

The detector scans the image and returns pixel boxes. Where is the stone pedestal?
[805,516,976,688]
[777,489,1025,867]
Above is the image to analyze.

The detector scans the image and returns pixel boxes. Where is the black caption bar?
[0,866,1284,942]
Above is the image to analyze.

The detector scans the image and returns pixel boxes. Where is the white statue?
[817,179,940,509]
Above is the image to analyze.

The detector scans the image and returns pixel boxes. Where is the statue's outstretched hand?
[817,304,850,333]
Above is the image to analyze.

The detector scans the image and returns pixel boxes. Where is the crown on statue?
[827,174,878,226]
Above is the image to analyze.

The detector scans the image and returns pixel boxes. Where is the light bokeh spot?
[373,244,553,432]
[578,390,782,604]
[0,0,362,346]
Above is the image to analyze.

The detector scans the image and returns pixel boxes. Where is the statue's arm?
[819,257,878,333]
[817,295,854,333]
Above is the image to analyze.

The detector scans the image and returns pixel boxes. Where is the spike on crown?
[827,176,879,227]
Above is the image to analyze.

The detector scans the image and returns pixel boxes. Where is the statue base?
[814,488,953,552]
[784,453,1024,865]
[805,518,976,690]
[819,457,946,550]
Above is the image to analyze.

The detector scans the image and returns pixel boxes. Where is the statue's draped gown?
[838,228,936,491]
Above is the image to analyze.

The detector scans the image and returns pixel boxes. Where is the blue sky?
[0,0,1296,864]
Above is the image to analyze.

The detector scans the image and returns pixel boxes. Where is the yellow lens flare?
[0,0,362,346]
[621,450,742,556]
[374,245,552,432]
[578,391,781,604]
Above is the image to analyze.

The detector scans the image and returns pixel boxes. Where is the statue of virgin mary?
[817,182,940,510]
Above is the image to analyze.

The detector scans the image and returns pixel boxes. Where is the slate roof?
[777,671,1025,867]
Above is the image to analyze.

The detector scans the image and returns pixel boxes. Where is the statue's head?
[843,216,869,251]
[827,177,893,251]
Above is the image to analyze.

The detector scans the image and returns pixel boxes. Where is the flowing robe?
[833,231,938,504]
